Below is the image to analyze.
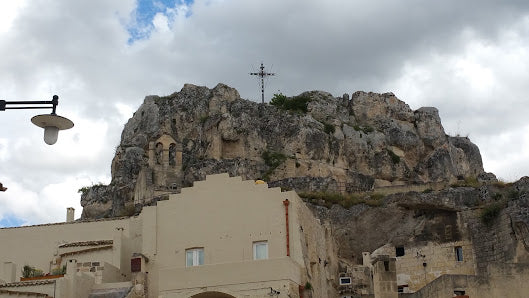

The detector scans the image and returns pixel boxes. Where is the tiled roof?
[0,216,131,230]
[59,240,113,248]
[59,245,113,257]
[0,279,55,288]
[0,289,51,297]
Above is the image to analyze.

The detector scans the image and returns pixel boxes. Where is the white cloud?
[0,0,27,34]
[2,0,529,227]
[385,18,529,180]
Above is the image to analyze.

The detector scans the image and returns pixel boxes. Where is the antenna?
[250,62,275,104]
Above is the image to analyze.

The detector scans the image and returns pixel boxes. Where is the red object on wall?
[131,257,141,273]
[283,199,290,256]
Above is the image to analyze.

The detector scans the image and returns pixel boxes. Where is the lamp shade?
[43,126,59,145]
[31,114,74,145]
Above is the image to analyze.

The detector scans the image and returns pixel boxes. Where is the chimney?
[66,207,75,222]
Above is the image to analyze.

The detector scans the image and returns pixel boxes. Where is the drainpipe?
[283,199,290,257]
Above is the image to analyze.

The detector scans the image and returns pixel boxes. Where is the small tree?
[22,265,33,278]
[22,265,44,278]
[270,93,287,107]
[270,93,310,113]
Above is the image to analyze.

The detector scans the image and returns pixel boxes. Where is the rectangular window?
[395,246,405,257]
[398,285,409,293]
[253,241,268,260]
[455,246,463,262]
[186,248,204,267]
[339,277,352,285]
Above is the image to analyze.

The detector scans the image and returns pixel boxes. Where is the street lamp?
[0,95,74,145]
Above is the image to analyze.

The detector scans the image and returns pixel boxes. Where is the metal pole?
[0,95,59,112]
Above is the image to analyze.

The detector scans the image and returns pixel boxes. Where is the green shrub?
[298,191,383,209]
[51,265,66,275]
[492,180,509,188]
[261,151,287,181]
[22,265,44,278]
[352,124,373,134]
[387,149,400,164]
[270,93,311,113]
[491,192,503,201]
[270,93,287,106]
[451,176,480,188]
[323,123,335,134]
[365,193,385,207]
[480,202,504,227]
[262,151,287,168]
[199,115,209,124]
[362,126,374,134]
[78,182,105,196]
[304,281,313,290]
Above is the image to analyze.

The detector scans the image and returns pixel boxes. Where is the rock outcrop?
[312,178,529,275]
[81,83,488,219]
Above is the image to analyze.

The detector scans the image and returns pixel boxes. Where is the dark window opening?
[384,261,389,271]
[454,290,466,295]
[169,143,177,166]
[455,246,463,262]
[131,257,141,273]
[339,277,352,285]
[396,246,405,257]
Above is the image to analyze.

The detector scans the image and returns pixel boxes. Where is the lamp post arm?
[0,95,59,113]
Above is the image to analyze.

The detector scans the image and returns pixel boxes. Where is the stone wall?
[392,241,475,292]
[402,262,529,298]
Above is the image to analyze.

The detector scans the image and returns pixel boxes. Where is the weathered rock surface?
[311,180,529,274]
[81,83,487,219]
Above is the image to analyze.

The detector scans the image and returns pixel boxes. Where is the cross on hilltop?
[250,62,275,104]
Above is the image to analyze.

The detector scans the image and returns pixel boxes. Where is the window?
[395,246,405,257]
[455,246,463,262]
[186,248,204,266]
[398,285,409,293]
[253,241,268,260]
[339,277,352,285]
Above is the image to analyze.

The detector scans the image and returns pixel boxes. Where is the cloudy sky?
[1,0,529,227]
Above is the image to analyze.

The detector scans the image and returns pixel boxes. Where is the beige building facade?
[3,173,528,297]
[0,174,334,298]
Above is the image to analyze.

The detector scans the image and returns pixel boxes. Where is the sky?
[1,0,529,227]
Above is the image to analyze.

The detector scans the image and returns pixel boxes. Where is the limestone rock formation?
[81,83,488,219]
[312,178,529,278]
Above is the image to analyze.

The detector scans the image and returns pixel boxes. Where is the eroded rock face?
[81,83,487,218]
[313,182,529,274]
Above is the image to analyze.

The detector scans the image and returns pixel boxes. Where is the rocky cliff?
[80,83,488,219]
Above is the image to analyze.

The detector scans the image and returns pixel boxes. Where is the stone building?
[2,173,529,297]
[0,174,336,298]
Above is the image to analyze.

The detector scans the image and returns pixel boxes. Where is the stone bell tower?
[134,134,183,205]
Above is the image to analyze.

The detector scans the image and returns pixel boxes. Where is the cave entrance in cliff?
[190,291,236,298]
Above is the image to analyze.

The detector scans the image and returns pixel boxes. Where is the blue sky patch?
[0,215,26,228]
[128,0,194,43]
